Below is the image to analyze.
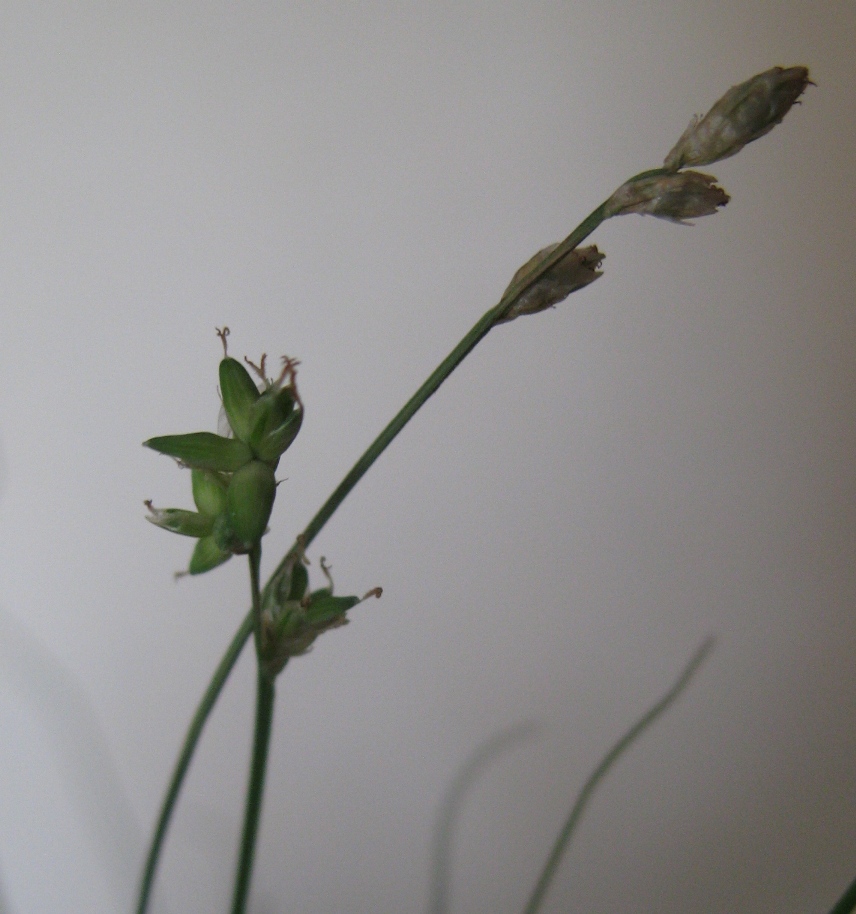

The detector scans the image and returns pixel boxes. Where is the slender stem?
[249,544,263,656]
[272,170,665,575]
[135,167,669,912]
[828,874,856,914]
[230,548,276,914]
[133,548,263,914]
[229,668,276,914]
[521,638,714,914]
[271,183,663,580]
[134,610,254,914]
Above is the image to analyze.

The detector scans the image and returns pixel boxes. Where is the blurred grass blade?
[430,723,537,914]
[828,873,856,914]
[522,638,714,914]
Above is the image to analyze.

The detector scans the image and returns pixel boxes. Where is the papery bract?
[604,171,729,224]
[664,66,810,171]
[497,244,605,324]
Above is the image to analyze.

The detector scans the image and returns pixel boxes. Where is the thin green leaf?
[521,638,714,914]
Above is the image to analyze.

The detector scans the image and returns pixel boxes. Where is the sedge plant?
[137,66,851,914]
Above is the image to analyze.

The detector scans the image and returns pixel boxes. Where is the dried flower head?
[604,171,729,224]
[496,244,604,324]
[664,66,811,171]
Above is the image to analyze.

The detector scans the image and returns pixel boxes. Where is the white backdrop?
[0,3,854,913]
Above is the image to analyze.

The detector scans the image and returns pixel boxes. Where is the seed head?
[497,244,604,324]
[664,66,811,171]
[604,171,729,224]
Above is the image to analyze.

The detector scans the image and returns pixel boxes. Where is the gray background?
[0,3,854,913]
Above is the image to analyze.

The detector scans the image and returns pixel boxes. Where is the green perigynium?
[144,329,304,574]
[259,554,382,677]
[226,460,277,550]
[145,470,232,573]
[190,527,233,575]
[219,355,264,444]
[191,468,229,517]
[143,432,253,473]
[219,353,303,465]
[144,502,216,538]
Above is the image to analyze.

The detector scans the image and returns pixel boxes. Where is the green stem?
[133,548,264,914]
[133,611,253,914]
[230,548,277,914]
[229,668,276,914]
[249,544,263,657]
[521,637,714,914]
[828,874,856,914]
[135,166,669,913]
[271,169,666,577]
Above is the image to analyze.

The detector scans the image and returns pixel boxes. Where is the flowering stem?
[520,638,713,914]
[232,542,274,914]
[249,544,263,656]
[135,167,669,913]
[228,548,276,914]
[271,175,669,577]
[134,610,254,914]
[229,667,276,914]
